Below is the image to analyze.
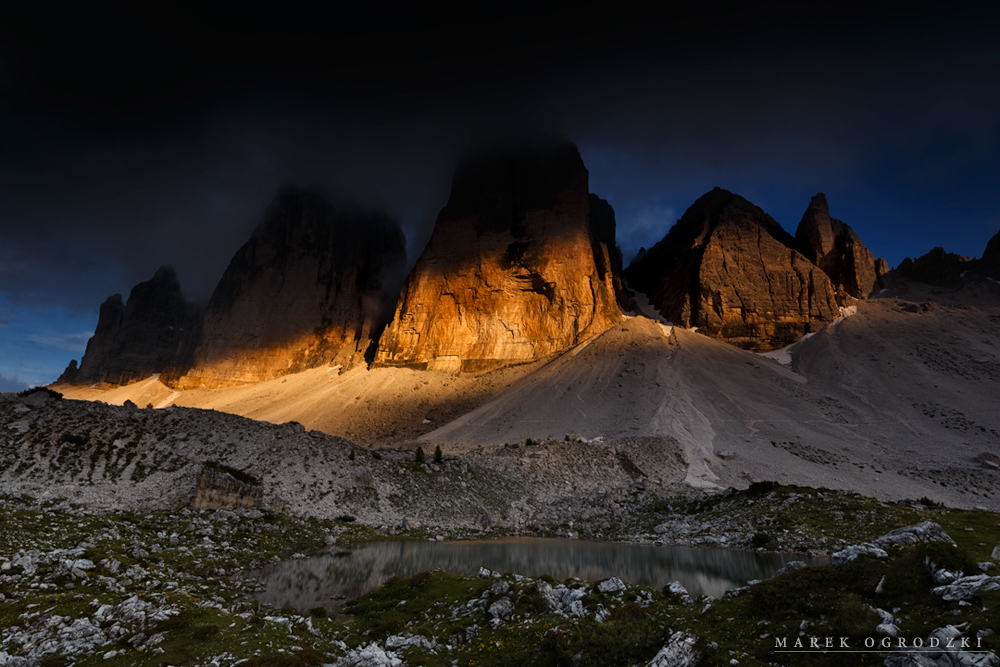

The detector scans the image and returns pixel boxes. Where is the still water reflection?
[250,538,827,611]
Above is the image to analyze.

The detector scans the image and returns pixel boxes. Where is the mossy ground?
[636,483,1000,560]
[1,488,997,666]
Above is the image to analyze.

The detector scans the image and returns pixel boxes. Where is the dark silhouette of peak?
[169,185,407,388]
[442,141,586,235]
[980,229,1000,279]
[895,247,974,289]
[74,267,200,386]
[795,193,886,298]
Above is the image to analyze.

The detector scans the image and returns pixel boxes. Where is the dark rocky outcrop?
[74,266,200,386]
[794,193,887,299]
[170,186,406,388]
[373,142,626,372]
[56,359,80,384]
[979,229,1000,279]
[190,469,262,509]
[894,247,975,290]
[625,187,839,351]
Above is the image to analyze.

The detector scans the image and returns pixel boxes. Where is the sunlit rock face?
[794,193,887,299]
[625,187,839,351]
[373,143,626,372]
[169,186,406,388]
[74,266,200,386]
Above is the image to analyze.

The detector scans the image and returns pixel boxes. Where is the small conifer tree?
[433,445,443,464]
[415,446,425,463]
[349,449,355,461]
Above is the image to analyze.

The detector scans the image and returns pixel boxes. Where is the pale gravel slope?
[55,361,542,445]
[421,288,1000,509]
[47,280,1000,510]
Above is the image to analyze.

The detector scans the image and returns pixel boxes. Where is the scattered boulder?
[597,577,626,594]
[664,581,693,604]
[190,470,262,510]
[487,596,513,620]
[833,522,954,566]
[646,631,701,667]
[931,574,1000,602]
[831,543,888,565]
[885,625,999,667]
[871,522,954,549]
[338,642,404,667]
[533,580,560,612]
[384,634,435,651]
[773,561,807,577]
[489,579,510,597]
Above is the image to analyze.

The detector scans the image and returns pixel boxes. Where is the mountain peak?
[795,193,886,298]
[625,189,837,351]
[170,186,407,388]
[374,143,624,372]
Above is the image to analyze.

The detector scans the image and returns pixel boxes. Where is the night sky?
[2,3,999,389]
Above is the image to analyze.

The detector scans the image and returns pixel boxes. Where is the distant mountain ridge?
[59,143,999,390]
[59,266,200,386]
[66,186,407,389]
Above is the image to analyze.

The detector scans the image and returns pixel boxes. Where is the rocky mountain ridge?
[54,145,1000,427]
[624,188,846,351]
[170,186,407,388]
[65,186,408,390]
[794,192,888,298]
[61,266,200,387]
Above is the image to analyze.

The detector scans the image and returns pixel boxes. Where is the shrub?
[747,481,780,495]
[242,647,326,666]
[192,624,220,641]
[17,386,63,400]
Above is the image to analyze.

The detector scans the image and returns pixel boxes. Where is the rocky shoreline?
[1,492,997,666]
[3,390,1000,665]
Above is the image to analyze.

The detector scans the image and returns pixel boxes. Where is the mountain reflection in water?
[250,538,826,611]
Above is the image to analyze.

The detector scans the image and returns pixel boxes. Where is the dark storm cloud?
[1,2,998,316]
